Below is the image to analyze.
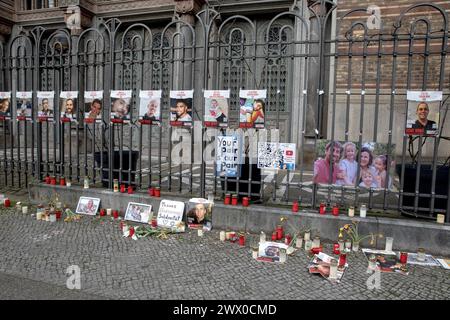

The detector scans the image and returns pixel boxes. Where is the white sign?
[406,91,443,102]
[257,142,296,170]
[216,134,242,177]
[157,200,185,230]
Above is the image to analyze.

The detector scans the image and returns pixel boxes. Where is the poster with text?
[37,91,55,121]
[0,92,12,120]
[84,91,103,123]
[139,90,162,124]
[239,90,266,129]
[216,134,243,178]
[60,91,78,122]
[257,142,296,170]
[157,200,185,232]
[170,90,193,127]
[16,91,33,120]
[405,91,441,136]
[204,90,229,128]
[186,198,213,231]
[313,140,396,190]
[110,90,132,122]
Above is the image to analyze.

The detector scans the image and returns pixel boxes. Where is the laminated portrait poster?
[16,91,33,121]
[239,89,266,129]
[75,196,100,216]
[110,90,132,123]
[216,134,243,178]
[405,91,442,136]
[124,202,152,224]
[257,241,288,263]
[170,90,193,127]
[37,91,55,121]
[257,142,296,170]
[204,90,229,128]
[139,90,162,125]
[84,91,103,123]
[186,198,213,231]
[60,91,78,122]
[0,92,12,120]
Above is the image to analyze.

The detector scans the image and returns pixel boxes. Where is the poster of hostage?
[110,90,132,122]
[16,91,33,120]
[313,140,396,190]
[216,135,243,178]
[186,198,213,231]
[60,91,78,121]
[405,91,441,136]
[204,90,229,128]
[239,90,266,129]
[0,91,11,120]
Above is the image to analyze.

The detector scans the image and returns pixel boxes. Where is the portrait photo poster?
[257,241,288,263]
[0,91,12,119]
[16,91,33,120]
[204,90,230,128]
[75,196,100,216]
[84,91,103,122]
[139,90,162,124]
[405,90,442,136]
[124,202,153,224]
[37,91,55,121]
[169,90,194,127]
[239,89,267,129]
[186,198,213,231]
[60,91,78,122]
[110,90,132,122]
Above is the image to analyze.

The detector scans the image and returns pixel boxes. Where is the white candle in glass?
[329,259,338,280]
[348,206,355,217]
[252,249,258,259]
[304,239,312,251]
[295,237,303,249]
[436,214,445,224]
[338,239,345,251]
[279,249,287,263]
[220,231,226,241]
[36,211,42,220]
[304,231,311,241]
[312,236,320,248]
[259,231,266,244]
[385,237,394,252]
[359,205,367,218]
[198,229,203,237]
[49,214,56,223]
[22,206,28,214]
[345,240,352,251]
[106,208,112,216]
[417,248,426,262]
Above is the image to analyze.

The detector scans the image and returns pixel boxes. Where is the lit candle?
[66,180,71,187]
[400,252,408,264]
[242,197,249,207]
[238,234,245,246]
[385,237,394,252]
[36,211,42,220]
[312,236,320,248]
[329,259,338,280]
[220,231,226,241]
[319,203,326,214]
[292,201,299,213]
[436,214,445,224]
[348,206,355,217]
[198,229,203,237]
[22,206,28,214]
[345,239,352,251]
[252,248,258,259]
[338,239,345,252]
[295,237,303,249]
[304,239,312,251]
[304,231,310,241]
[359,204,367,218]
[276,225,283,240]
[332,204,339,216]
[338,253,347,269]
[113,179,119,193]
[83,177,89,189]
[106,208,112,216]
[333,243,340,255]
[224,194,231,205]
[279,249,287,263]
[417,248,426,262]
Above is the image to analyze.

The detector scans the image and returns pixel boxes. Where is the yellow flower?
[280,217,288,223]
[338,232,343,238]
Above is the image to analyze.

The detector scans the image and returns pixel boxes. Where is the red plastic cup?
[148,187,154,197]
[319,203,326,214]
[154,187,161,198]
[292,201,299,213]
[4,198,10,207]
[242,197,249,207]
[400,252,408,264]
[333,243,340,255]
[113,210,119,219]
[127,186,133,194]
[239,234,245,246]
[231,195,238,206]
[120,184,126,193]
[224,194,231,205]
[332,205,339,216]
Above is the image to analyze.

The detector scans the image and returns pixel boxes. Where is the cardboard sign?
[216,134,243,177]
[157,200,185,230]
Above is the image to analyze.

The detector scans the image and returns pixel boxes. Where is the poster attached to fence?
[16,91,32,120]
[204,90,229,128]
[37,91,55,121]
[257,142,296,170]
[157,200,185,232]
[60,91,78,122]
[110,90,132,123]
[124,202,152,224]
[239,90,266,129]
[405,91,442,136]
[170,90,193,127]
[313,140,396,190]
[84,91,103,123]
[186,198,213,231]
[216,134,243,178]
[139,90,162,125]
[0,91,11,120]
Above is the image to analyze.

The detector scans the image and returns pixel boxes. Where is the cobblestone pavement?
[0,206,449,300]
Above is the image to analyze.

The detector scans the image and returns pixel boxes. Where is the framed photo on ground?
[75,196,100,216]
[124,202,152,224]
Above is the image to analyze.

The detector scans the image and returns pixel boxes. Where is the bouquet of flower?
[339,220,382,245]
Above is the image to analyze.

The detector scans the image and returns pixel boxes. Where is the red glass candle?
[333,243,340,255]
[129,227,135,238]
[113,210,119,219]
[154,187,161,197]
[127,186,133,194]
[285,234,292,246]
[50,177,56,185]
[231,195,238,206]
[59,177,66,186]
[276,225,283,240]
[311,245,323,255]
[400,252,408,264]
[148,187,154,197]
[224,194,231,205]
[4,198,10,207]
[151,219,157,228]
[99,208,106,217]
[119,221,125,230]
[271,231,277,241]
[319,203,326,214]
[55,210,62,220]
[242,197,249,207]
[239,234,245,246]
[338,253,347,267]
[292,201,299,213]
[120,184,126,193]
[44,176,51,184]
[332,205,339,216]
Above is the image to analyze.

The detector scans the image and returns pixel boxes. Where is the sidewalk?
[0,206,449,300]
